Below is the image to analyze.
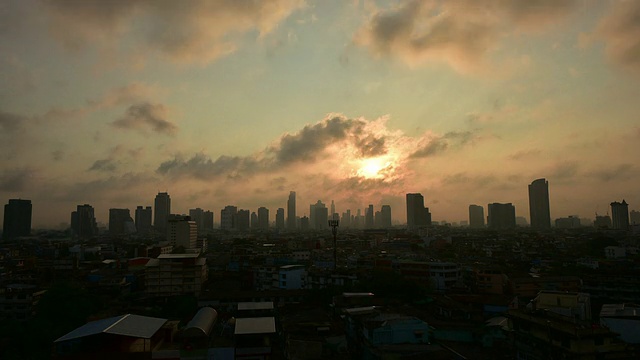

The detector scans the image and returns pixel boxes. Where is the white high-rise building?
[167,214,197,249]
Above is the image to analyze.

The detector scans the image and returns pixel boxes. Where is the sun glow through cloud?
[357,157,389,179]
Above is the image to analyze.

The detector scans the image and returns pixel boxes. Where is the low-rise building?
[145,253,208,297]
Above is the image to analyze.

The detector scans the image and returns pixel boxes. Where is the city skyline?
[1,1,639,227]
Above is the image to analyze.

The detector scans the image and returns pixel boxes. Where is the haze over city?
[1,0,639,228]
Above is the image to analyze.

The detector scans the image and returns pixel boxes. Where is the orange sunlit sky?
[1,0,639,228]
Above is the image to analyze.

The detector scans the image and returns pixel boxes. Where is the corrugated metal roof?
[238,302,274,311]
[55,314,167,342]
[234,317,276,335]
[183,307,218,338]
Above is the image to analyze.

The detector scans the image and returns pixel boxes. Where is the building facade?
[287,191,296,230]
[2,199,32,241]
[610,200,629,230]
[468,204,485,228]
[406,193,431,230]
[528,178,551,229]
[487,203,516,230]
[153,192,171,233]
[167,214,197,249]
[135,206,152,234]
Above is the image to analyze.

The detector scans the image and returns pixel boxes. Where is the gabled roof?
[55,314,167,342]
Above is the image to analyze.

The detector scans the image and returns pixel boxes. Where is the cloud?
[0,167,37,192]
[87,82,161,109]
[0,111,26,132]
[410,130,478,158]
[354,0,576,73]
[157,153,262,180]
[112,102,177,135]
[88,158,117,172]
[43,0,305,64]
[596,1,640,73]
[587,163,636,182]
[508,149,542,160]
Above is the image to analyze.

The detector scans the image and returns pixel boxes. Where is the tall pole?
[328,219,339,270]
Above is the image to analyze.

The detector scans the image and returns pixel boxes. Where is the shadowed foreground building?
[487,203,516,230]
[2,199,32,241]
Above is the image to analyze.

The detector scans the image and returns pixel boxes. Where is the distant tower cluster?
[406,193,431,230]
[3,199,32,241]
[528,178,551,229]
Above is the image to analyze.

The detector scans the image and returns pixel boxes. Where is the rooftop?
[55,314,167,342]
[234,317,276,335]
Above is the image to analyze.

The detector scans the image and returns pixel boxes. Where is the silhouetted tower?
[258,207,269,230]
[610,200,629,230]
[72,204,98,239]
[487,203,516,229]
[287,191,296,230]
[528,178,551,229]
[276,208,285,229]
[365,204,374,229]
[328,219,339,270]
[3,199,32,241]
[154,192,171,233]
[406,193,431,229]
[135,206,152,234]
[109,208,133,236]
[468,205,485,228]
[380,205,392,228]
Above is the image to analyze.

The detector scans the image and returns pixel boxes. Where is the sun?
[357,157,387,179]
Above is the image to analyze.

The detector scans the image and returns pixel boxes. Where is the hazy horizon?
[1,1,639,228]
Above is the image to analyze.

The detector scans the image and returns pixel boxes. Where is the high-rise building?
[154,192,171,233]
[380,205,392,228]
[258,207,269,230]
[2,199,32,241]
[631,210,640,225]
[330,200,336,220]
[236,209,250,231]
[310,200,328,230]
[365,204,374,229]
[487,203,516,230]
[189,208,204,233]
[610,200,629,230]
[341,209,351,228]
[250,211,258,229]
[203,210,214,232]
[406,193,431,229]
[167,214,197,249]
[287,191,296,230]
[594,215,612,229]
[220,206,237,230]
[468,205,485,228]
[72,204,98,239]
[135,206,152,234]
[276,208,285,229]
[109,208,134,236]
[528,178,551,229]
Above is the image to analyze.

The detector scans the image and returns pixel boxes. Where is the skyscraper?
[365,204,374,229]
[258,207,269,230]
[251,212,258,229]
[2,199,32,241]
[109,208,133,236]
[236,209,250,231]
[220,205,237,230]
[310,200,328,230]
[331,200,336,220]
[72,204,98,239]
[406,193,431,229]
[203,210,214,232]
[468,205,485,228]
[189,208,205,233]
[380,205,392,228]
[487,203,516,230]
[610,200,629,230]
[135,206,152,234]
[287,191,296,230]
[528,178,551,229]
[276,208,285,229]
[631,210,640,226]
[154,192,171,233]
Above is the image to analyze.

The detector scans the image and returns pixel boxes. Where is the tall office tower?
[2,199,32,241]
[341,209,351,228]
[287,191,296,230]
[300,216,310,230]
[154,192,171,233]
[528,178,551,229]
[203,210,214,232]
[135,206,152,234]
[610,200,630,230]
[487,203,516,230]
[276,208,285,229]
[631,210,640,225]
[167,214,197,249]
[109,208,133,236]
[310,200,328,230]
[250,212,258,229]
[330,200,336,220]
[374,211,381,228]
[380,205,392,228]
[220,206,237,230]
[236,209,250,231]
[72,204,98,239]
[258,207,269,230]
[406,193,431,229]
[365,204,374,229]
[468,205,485,228]
[189,208,205,233]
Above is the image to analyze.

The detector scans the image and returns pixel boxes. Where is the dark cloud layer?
[112,102,177,135]
[356,0,576,73]
[598,1,640,73]
[0,167,36,192]
[410,130,477,158]
[0,111,27,132]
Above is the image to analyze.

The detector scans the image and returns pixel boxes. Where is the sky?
[1,0,639,228]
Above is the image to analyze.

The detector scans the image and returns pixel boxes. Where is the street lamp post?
[328,219,339,270]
